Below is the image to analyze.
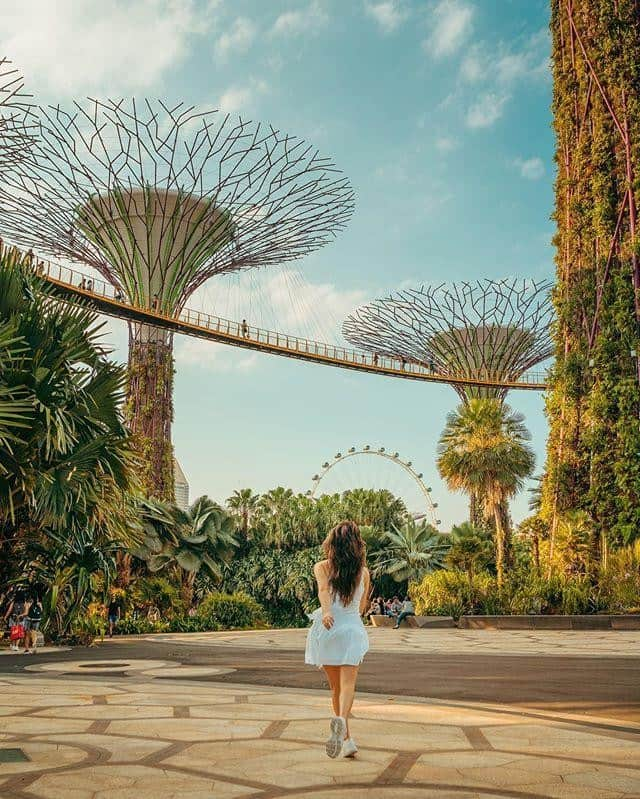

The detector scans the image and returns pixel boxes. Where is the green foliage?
[373,519,449,583]
[129,576,184,616]
[412,568,602,618]
[226,486,408,552]
[0,244,138,534]
[218,545,320,627]
[445,522,495,576]
[543,1,640,549]
[412,570,500,619]
[134,495,237,604]
[197,592,266,630]
[437,398,535,584]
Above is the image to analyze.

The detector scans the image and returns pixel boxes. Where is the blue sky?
[1,0,555,527]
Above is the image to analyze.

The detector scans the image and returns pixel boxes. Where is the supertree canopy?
[343,279,554,401]
[0,57,33,168]
[0,98,355,498]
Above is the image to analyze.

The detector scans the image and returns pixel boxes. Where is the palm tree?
[437,398,535,586]
[136,495,237,604]
[446,521,494,577]
[227,488,260,541]
[259,487,294,548]
[373,519,449,583]
[0,243,138,534]
[0,244,139,600]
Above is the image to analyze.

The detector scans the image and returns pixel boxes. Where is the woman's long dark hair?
[323,520,366,605]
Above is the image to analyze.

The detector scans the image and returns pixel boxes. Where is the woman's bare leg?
[338,665,359,738]
[322,666,341,718]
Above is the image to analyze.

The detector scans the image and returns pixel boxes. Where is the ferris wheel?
[308,446,441,528]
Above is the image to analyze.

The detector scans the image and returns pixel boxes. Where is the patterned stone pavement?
[1,644,640,799]
[149,627,640,657]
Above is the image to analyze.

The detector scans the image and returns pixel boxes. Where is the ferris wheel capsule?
[348,447,356,453]
[363,445,370,450]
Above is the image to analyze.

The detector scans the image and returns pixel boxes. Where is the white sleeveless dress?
[305,572,369,667]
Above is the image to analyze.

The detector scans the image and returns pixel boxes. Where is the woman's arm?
[313,561,334,629]
[359,568,371,616]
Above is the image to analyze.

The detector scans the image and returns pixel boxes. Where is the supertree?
[0,57,33,168]
[0,99,355,499]
[343,279,552,533]
[343,279,554,402]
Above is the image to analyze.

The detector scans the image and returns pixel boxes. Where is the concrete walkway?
[0,629,639,798]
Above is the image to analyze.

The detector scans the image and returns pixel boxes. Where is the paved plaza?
[1,629,639,798]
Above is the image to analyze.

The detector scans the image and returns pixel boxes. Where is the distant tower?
[173,458,190,511]
[0,99,355,499]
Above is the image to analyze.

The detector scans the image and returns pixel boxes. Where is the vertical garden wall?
[542,0,640,549]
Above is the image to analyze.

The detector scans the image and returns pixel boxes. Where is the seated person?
[393,597,416,629]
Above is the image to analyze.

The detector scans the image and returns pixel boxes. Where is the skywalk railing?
[26,251,548,390]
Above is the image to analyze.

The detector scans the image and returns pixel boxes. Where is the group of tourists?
[3,589,43,654]
[366,595,415,628]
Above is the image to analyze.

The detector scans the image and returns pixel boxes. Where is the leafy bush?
[217,546,319,627]
[198,592,266,630]
[412,569,601,618]
[117,617,169,635]
[129,576,184,617]
[412,570,501,618]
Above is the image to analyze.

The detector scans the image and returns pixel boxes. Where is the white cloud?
[435,136,458,152]
[175,338,260,373]
[364,1,408,34]
[424,0,474,59]
[460,30,550,86]
[217,80,268,114]
[214,17,257,62]
[0,0,210,97]
[514,156,545,180]
[271,2,328,37]
[466,92,509,129]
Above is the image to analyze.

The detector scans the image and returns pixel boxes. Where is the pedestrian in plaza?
[393,596,416,629]
[4,589,28,652]
[23,594,43,654]
[305,520,370,759]
[107,594,121,637]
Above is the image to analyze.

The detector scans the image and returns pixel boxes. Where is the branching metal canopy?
[0,98,355,311]
[0,58,33,168]
[343,279,553,398]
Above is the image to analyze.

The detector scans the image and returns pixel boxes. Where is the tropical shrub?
[412,570,501,618]
[217,545,320,627]
[372,519,449,583]
[117,617,169,635]
[198,592,266,630]
[129,576,184,617]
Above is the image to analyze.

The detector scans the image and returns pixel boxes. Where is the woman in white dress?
[305,520,370,758]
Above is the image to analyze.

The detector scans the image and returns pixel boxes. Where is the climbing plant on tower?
[542,0,640,562]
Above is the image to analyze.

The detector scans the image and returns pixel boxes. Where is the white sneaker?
[342,738,358,758]
[326,716,346,758]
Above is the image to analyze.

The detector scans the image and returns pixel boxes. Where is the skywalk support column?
[127,324,175,500]
[0,99,354,499]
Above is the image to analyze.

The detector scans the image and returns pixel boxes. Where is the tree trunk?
[127,323,175,501]
[533,535,540,574]
[493,507,505,587]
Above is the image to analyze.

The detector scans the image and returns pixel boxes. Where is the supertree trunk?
[542,0,640,556]
[127,323,175,501]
